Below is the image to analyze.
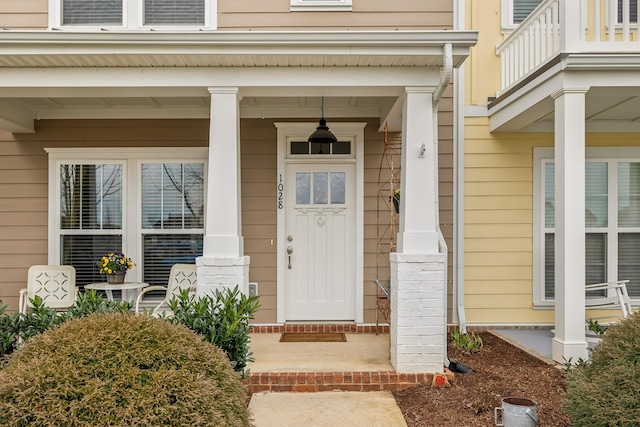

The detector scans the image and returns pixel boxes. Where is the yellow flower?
[107,269,112,274]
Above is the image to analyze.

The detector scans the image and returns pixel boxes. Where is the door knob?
[287,246,293,269]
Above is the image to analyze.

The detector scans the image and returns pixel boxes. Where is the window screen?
[141,163,204,286]
[59,164,123,286]
[618,0,638,23]
[145,0,205,25]
[513,0,543,24]
[62,0,123,25]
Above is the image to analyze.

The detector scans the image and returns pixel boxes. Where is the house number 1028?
[277,174,284,209]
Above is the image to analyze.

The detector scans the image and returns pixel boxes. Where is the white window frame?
[290,0,352,12]
[533,146,640,306]
[46,147,208,283]
[48,0,217,31]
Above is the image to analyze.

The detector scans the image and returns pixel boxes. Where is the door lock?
[287,246,293,269]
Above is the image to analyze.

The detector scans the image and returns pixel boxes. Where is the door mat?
[279,332,347,342]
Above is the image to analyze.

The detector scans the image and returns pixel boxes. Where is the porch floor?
[246,332,447,393]
[491,329,555,364]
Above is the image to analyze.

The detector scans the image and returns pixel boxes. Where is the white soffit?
[0,31,478,69]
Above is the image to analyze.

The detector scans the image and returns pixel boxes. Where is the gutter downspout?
[433,43,453,353]
[453,0,467,333]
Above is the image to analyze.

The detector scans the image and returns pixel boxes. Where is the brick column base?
[390,252,446,373]
[195,255,250,297]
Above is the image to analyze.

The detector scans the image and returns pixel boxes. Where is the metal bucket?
[494,397,539,427]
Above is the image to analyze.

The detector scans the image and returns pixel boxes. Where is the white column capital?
[550,87,590,99]
[207,87,240,95]
[404,86,437,95]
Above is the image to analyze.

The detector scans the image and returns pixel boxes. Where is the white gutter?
[454,0,467,333]
[433,42,453,353]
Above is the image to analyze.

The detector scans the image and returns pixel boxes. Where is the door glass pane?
[619,162,640,227]
[61,235,122,286]
[619,233,640,297]
[142,163,204,229]
[313,172,328,204]
[143,234,202,286]
[291,141,309,155]
[544,162,554,228]
[330,172,345,204]
[296,173,311,204]
[586,162,608,227]
[310,142,331,155]
[332,141,351,154]
[145,0,205,25]
[60,164,122,230]
[63,0,123,25]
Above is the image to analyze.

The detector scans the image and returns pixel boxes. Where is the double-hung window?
[48,148,206,287]
[534,147,640,305]
[50,0,216,30]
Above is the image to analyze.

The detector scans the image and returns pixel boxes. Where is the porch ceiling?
[0,30,477,134]
[488,53,640,133]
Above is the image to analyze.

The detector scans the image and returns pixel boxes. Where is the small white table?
[85,282,148,303]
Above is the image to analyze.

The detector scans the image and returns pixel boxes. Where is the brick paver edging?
[250,324,390,334]
[245,370,453,393]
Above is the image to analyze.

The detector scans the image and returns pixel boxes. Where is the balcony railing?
[497,0,640,93]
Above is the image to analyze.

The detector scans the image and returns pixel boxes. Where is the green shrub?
[168,286,260,379]
[450,328,483,354]
[0,302,18,358]
[565,311,640,426]
[0,313,251,427]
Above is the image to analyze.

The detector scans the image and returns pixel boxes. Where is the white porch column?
[390,86,446,373]
[197,87,249,296]
[551,88,589,363]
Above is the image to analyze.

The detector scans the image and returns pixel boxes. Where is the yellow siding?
[463,2,640,325]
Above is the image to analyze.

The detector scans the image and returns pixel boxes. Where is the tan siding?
[0,119,209,312]
[0,0,47,29]
[218,0,452,31]
[0,112,456,324]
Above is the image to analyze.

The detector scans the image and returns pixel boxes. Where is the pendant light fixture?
[308,96,337,144]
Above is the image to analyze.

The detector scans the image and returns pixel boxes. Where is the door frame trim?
[274,122,366,324]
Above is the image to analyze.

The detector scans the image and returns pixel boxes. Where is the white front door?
[285,163,355,320]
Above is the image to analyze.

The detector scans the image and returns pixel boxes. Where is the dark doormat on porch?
[279,332,347,342]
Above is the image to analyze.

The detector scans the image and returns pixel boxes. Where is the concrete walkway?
[249,390,408,427]
[248,333,407,426]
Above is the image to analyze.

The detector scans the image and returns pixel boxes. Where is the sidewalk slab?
[249,391,408,427]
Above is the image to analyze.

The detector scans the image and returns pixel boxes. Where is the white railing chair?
[585,280,633,319]
[19,265,78,314]
[135,264,197,317]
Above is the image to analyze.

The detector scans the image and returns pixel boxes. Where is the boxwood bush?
[0,313,251,427]
[565,311,640,426]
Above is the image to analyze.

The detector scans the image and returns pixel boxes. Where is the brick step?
[250,324,389,334]
[245,370,452,393]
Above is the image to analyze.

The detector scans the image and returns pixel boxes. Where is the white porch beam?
[378,97,404,132]
[551,87,589,364]
[0,99,35,133]
[0,67,439,92]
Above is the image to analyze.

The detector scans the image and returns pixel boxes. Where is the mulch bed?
[393,332,571,426]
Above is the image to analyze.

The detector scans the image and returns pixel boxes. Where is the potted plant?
[97,252,135,284]
[391,189,400,213]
